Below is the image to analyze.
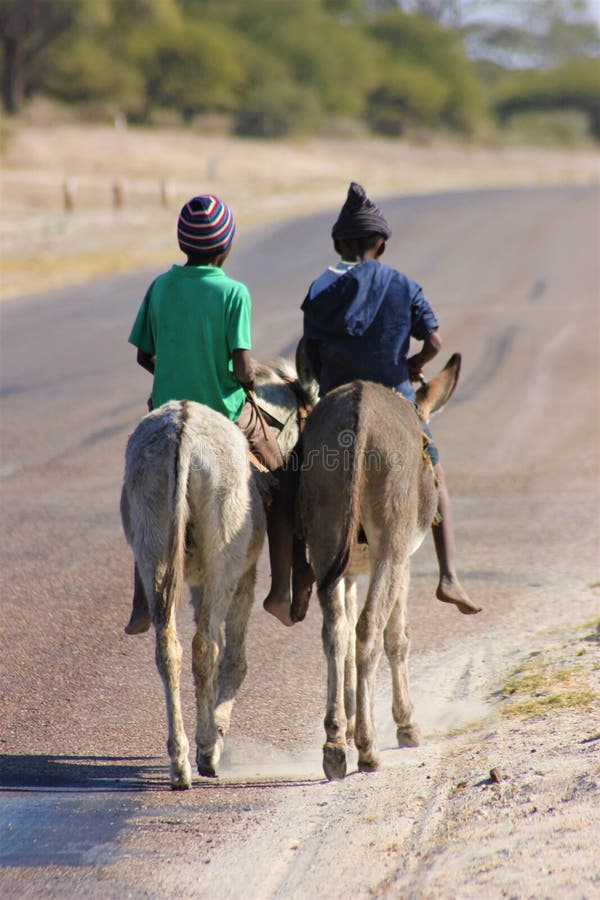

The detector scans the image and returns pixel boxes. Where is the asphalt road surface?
[1,186,598,897]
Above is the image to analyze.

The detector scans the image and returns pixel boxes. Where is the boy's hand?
[241,379,256,395]
[407,354,425,381]
[137,348,155,375]
[408,331,442,380]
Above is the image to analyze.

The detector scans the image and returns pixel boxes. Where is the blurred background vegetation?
[1,0,599,143]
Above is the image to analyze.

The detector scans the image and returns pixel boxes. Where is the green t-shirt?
[129,265,251,420]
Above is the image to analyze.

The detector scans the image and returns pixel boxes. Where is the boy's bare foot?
[436,575,481,615]
[263,592,294,627]
[124,607,151,634]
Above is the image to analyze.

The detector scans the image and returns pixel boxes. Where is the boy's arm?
[304,338,322,382]
[232,348,255,391]
[137,348,155,375]
[407,331,442,380]
[408,282,440,380]
[296,336,321,386]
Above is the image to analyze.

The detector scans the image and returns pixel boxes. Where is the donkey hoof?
[197,759,218,778]
[170,760,192,790]
[397,724,421,748]
[357,755,380,773]
[197,749,219,779]
[322,743,347,781]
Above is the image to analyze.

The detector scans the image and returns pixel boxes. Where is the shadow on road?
[0,754,167,793]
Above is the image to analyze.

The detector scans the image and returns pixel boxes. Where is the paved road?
[1,186,598,896]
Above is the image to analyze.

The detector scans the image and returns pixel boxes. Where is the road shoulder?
[111,607,599,899]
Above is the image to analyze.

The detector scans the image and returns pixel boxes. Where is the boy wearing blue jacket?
[302,182,480,615]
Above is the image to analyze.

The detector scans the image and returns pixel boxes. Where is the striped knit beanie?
[177,195,235,257]
[331,182,391,241]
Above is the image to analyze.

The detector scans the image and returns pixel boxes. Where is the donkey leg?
[320,580,350,781]
[344,577,358,745]
[214,565,257,741]
[141,562,192,791]
[355,562,400,773]
[191,579,233,778]
[383,565,421,748]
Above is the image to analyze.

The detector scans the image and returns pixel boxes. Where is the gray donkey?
[299,355,461,780]
[120,362,316,789]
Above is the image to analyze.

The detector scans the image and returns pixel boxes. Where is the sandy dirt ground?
[0,170,599,897]
[1,124,598,300]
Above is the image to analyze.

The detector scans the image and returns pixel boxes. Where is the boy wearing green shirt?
[126,194,307,632]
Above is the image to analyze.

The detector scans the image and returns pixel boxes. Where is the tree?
[141,20,247,120]
[0,0,183,115]
[367,10,484,132]
[494,57,600,136]
[362,0,600,62]
[234,80,323,137]
[396,0,462,24]
[191,0,380,118]
[0,0,111,113]
[0,0,88,113]
[367,61,449,134]
[460,0,600,67]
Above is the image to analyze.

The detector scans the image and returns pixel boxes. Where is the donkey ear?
[415,353,461,421]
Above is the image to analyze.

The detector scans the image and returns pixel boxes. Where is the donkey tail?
[159,400,192,625]
[319,381,367,594]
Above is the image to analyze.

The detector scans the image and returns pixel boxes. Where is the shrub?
[367,61,449,135]
[234,81,322,138]
[367,11,484,134]
[495,58,600,139]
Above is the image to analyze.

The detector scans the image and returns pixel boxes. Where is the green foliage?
[503,109,592,147]
[271,16,378,117]
[41,34,144,112]
[0,0,114,112]
[140,22,248,119]
[495,58,600,138]
[368,61,449,135]
[2,0,598,142]
[234,80,323,138]
[321,0,365,16]
[196,0,379,119]
[366,11,484,133]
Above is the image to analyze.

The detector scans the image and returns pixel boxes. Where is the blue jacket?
[302,260,438,400]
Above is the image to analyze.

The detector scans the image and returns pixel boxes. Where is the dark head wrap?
[331,182,391,241]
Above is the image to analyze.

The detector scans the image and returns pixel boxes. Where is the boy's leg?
[432,463,481,615]
[262,467,295,626]
[125,563,152,634]
[263,464,314,626]
[237,400,313,626]
[291,533,314,623]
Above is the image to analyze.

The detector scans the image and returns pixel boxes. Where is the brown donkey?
[299,355,461,780]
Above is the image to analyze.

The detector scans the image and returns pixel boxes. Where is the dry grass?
[501,656,599,719]
[1,123,599,301]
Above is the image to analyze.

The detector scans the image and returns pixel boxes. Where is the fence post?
[112,180,125,209]
[160,179,175,208]
[63,178,76,213]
